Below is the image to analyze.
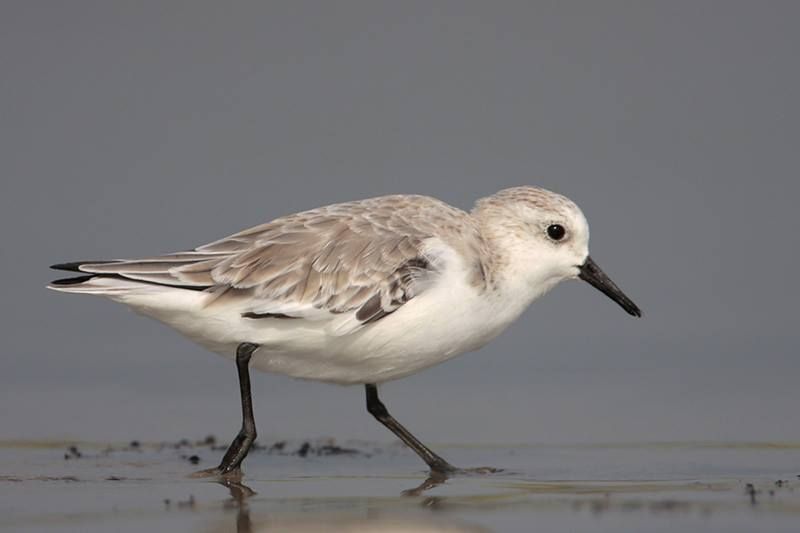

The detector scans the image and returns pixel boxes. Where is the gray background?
[1,1,798,446]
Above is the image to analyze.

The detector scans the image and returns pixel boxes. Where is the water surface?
[2,439,799,532]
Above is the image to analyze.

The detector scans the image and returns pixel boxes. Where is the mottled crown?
[473,186,583,220]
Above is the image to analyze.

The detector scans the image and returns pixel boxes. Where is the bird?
[48,186,641,478]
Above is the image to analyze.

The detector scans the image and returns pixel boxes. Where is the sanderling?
[49,186,640,477]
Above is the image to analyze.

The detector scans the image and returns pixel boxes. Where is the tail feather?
[48,259,211,294]
[47,275,158,295]
[50,274,96,286]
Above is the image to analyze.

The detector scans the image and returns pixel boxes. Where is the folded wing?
[51,196,463,334]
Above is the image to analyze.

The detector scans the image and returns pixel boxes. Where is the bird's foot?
[455,466,504,475]
[402,470,449,496]
[401,465,504,496]
[189,466,244,480]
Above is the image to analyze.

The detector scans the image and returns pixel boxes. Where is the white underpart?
[81,239,535,384]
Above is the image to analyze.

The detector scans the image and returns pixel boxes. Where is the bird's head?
[474,186,641,317]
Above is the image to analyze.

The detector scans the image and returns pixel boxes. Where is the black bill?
[578,256,642,317]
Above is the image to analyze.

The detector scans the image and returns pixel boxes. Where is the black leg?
[365,384,457,475]
[216,342,260,474]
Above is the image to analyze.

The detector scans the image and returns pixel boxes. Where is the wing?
[63,195,472,334]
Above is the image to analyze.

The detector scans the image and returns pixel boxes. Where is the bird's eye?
[546,224,566,241]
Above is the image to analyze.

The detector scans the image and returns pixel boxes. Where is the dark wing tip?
[50,260,113,272]
[50,274,96,285]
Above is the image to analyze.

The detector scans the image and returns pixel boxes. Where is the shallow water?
[2,439,800,532]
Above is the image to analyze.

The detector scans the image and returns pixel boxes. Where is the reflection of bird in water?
[217,479,255,533]
[213,478,489,533]
[50,187,640,482]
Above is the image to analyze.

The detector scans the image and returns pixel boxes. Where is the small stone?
[269,441,286,453]
[745,483,757,505]
[296,442,311,457]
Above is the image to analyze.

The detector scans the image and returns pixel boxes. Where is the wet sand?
[2,439,800,532]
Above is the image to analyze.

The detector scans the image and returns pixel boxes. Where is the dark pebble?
[269,441,286,453]
[317,444,361,456]
[296,442,311,457]
[188,455,200,465]
[745,483,757,505]
[64,445,82,459]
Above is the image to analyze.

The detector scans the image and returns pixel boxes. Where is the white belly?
[246,280,522,384]
[120,268,532,386]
